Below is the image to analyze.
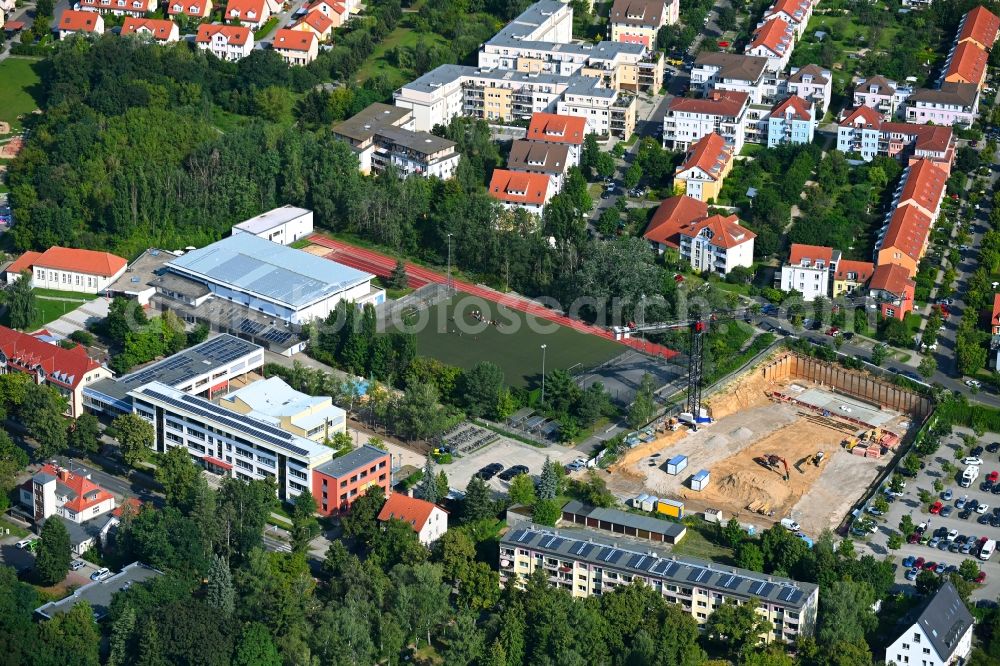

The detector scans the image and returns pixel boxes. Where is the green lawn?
[355,22,449,88]
[33,288,99,301]
[0,297,89,330]
[0,58,45,130]
[387,292,624,387]
[670,520,735,565]
[254,16,280,39]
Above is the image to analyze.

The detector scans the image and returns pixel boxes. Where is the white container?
[666,455,688,475]
[691,469,710,491]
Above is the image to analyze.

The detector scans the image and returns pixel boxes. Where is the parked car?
[941,506,954,518]
[943,488,954,501]
[930,501,943,514]
[923,560,937,571]
[903,555,916,568]
[978,503,991,514]
[947,529,959,541]
[987,443,1000,453]
[499,465,529,482]
[935,562,948,574]
[70,560,86,571]
[967,380,983,388]
[976,571,988,584]
[989,471,999,483]
[90,568,112,582]
[908,532,920,544]
[905,568,919,581]
[928,537,941,548]
[972,446,985,457]
[960,509,973,520]
[914,557,926,569]
[474,463,504,481]
[964,456,984,466]
[957,496,968,509]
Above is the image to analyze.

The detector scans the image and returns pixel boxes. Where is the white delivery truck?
[961,465,980,488]
[981,538,996,561]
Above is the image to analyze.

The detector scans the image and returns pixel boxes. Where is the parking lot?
[860,426,1000,601]
[441,437,580,496]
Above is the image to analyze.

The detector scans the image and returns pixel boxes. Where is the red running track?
[308,234,677,359]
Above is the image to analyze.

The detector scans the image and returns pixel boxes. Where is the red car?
[908,533,920,544]
[976,571,987,584]
[923,561,937,571]
[989,471,999,483]
[930,501,943,514]
[826,327,840,336]
[914,557,925,569]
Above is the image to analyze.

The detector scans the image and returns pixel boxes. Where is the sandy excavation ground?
[608,371,907,536]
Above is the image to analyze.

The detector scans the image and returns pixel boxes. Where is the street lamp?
[446,233,453,295]
[540,344,547,404]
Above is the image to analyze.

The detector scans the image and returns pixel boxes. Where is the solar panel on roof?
[607,550,624,564]
[575,542,595,558]
[508,529,527,543]
[628,554,645,568]
[687,568,710,583]
[639,558,658,572]
[548,537,565,551]
[539,535,556,548]
[778,587,801,602]
[662,562,680,577]
[723,575,743,590]
[753,582,775,598]
[786,590,803,604]
[517,530,533,543]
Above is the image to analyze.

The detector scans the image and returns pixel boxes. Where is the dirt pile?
[706,362,781,420]
[698,470,792,509]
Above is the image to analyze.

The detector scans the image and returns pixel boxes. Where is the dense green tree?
[394,381,450,441]
[233,622,281,666]
[817,580,877,649]
[628,373,657,428]
[705,600,773,661]
[460,361,505,419]
[0,429,29,513]
[155,445,200,511]
[35,517,72,585]
[215,477,278,563]
[372,518,428,567]
[735,541,765,572]
[508,473,537,506]
[34,601,100,666]
[461,476,495,523]
[0,565,41,666]
[204,554,235,617]
[341,485,386,546]
[532,498,562,526]
[291,490,321,553]
[67,413,101,454]
[390,562,452,646]
[21,384,68,459]
[6,272,35,330]
[417,457,439,503]
[537,456,559,500]
[112,413,154,467]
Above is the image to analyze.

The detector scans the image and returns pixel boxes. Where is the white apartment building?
[786,65,831,117]
[745,16,795,72]
[506,139,572,193]
[779,244,839,300]
[690,52,772,105]
[905,82,980,128]
[853,75,912,118]
[885,583,973,666]
[679,214,755,275]
[19,463,116,525]
[129,381,335,501]
[761,0,813,39]
[78,0,157,17]
[232,205,314,245]
[195,23,254,61]
[663,91,750,153]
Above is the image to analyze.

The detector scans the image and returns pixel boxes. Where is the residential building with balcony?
[129,381,336,501]
[761,0,813,39]
[305,0,347,27]
[832,260,874,298]
[500,525,818,642]
[672,132,733,202]
[956,5,1000,50]
[875,159,947,277]
[78,0,156,17]
[745,16,794,72]
[311,444,391,515]
[786,64,831,116]
[663,91,749,153]
[507,139,571,193]
[942,40,988,89]
[332,103,460,179]
[642,195,708,252]
[679,214,755,275]
[488,170,553,214]
[905,82,979,128]
[837,106,956,170]
[556,76,637,139]
[779,244,838,301]
[992,294,1000,369]
[852,75,911,118]
[195,23,253,61]
[868,263,915,321]
[609,0,677,48]
[272,29,318,66]
[120,17,179,43]
[690,52,772,105]
[291,9,334,42]
[19,463,116,525]
[526,112,587,166]
[766,95,814,146]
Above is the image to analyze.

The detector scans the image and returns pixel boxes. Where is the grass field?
[355,20,449,88]
[33,288,99,301]
[387,292,624,387]
[0,58,45,130]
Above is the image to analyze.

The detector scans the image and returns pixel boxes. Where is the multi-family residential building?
[557,77,637,138]
[332,103,460,178]
[779,244,839,301]
[853,75,911,118]
[672,132,733,202]
[643,195,708,252]
[83,334,264,416]
[57,9,104,39]
[311,444,391,515]
[745,17,794,72]
[905,82,979,128]
[120,17,180,43]
[130,380,336,500]
[306,0,348,27]
[837,106,956,169]
[786,64,831,117]
[18,463,116,525]
[378,493,449,545]
[218,376,346,442]
[679,214,755,275]
[291,9,334,41]
[272,29,318,66]
[875,159,947,276]
[761,0,813,39]
[956,5,1000,50]
[500,525,819,642]
[869,263,916,321]
[6,246,127,294]
[943,41,989,89]
[767,95,814,146]
[224,0,277,29]
[526,112,586,166]
[0,325,111,418]
[609,0,677,47]
[893,158,948,224]
[231,205,314,245]
[167,0,212,20]
[488,170,553,215]
[885,583,973,666]
[663,91,750,153]
[78,0,156,17]
[690,52,771,105]
[195,24,253,61]
[832,260,874,298]
[507,140,571,193]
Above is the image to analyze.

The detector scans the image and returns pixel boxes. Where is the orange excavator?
[753,454,790,481]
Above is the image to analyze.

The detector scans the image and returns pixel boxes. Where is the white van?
[980,539,996,561]
[780,518,800,531]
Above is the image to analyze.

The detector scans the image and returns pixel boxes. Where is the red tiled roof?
[748,16,793,55]
[308,0,346,14]
[993,292,1000,324]
[298,9,333,32]
[33,464,114,514]
[669,90,749,117]
[167,0,211,17]
[0,325,103,390]
[196,23,251,45]
[680,214,755,249]
[880,204,932,263]
[273,28,316,51]
[945,41,988,85]
[489,169,551,205]
[898,159,947,215]
[840,105,883,129]
[835,259,875,282]
[767,0,809,22]
[788,244,833,266]
[881,122,954,154]
[9,246,126,277]
[121,17,177,40]
[677,132,731,179]
[226,0,265,18]
[771,95,812,121]
[112,497,143,517]
[59,9,102,32]
[377,493,442,532]
[644,195,708,248]
[958,5,1000,48]
[870,262,915,296]
[526,113,588,145]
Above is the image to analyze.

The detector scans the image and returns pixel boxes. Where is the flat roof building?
[219,375,346,442]
[36,562,163,620]
[560,500,687,543]
[312,444,392,515]
[231,205,314,246]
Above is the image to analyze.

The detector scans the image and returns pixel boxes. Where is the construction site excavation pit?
[607,362,918,536]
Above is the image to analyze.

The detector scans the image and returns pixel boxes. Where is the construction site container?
[690,470,710,491]
[632,493,649,509]
[657,499,684,519]
[666,455,688,475]
[641,496,658,512]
